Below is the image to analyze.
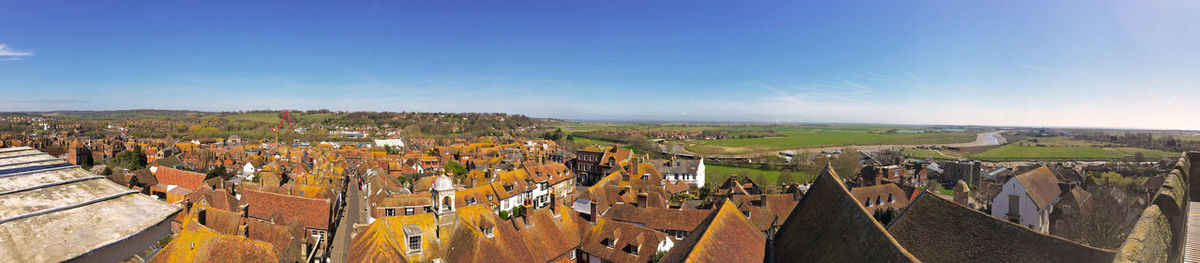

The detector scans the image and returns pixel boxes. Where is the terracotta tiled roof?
[888,191,1115,262]
[153,165,206,190]
[661,199,765,263]
[604,203,713,232]
[348,213,438,263]
[771,164,917,262]
[729,194,800,233]
[1015,166,1063,208]
[150,221,278,263]
[241,188,331,230]
[850,183,912,212]
[580,217,669,263]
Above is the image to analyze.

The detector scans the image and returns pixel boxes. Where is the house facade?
[991,166,1062,233]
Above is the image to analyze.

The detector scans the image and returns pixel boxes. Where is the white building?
[374,139,406,148]
[654,158,706,188]
[991,166,1062,233]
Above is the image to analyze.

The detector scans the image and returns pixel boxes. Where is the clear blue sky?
[2,1,1198,129]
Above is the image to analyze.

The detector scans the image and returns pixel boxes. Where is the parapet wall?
[1113,152,1195,263]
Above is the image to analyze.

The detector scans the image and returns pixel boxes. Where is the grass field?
[902,148,959,160]
[687,126,978,154]
[705,164,814,185]
[970,137,1178,161]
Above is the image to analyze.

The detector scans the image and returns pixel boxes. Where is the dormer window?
[385,208,396,217]
[403,224,422,254]
[483,227,494,238]
[888,194,894,203]
[865,200,871,207]
[623,244,640,256]
[601,238,614,248]
[875,197,882,206]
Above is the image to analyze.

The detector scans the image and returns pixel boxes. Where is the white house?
[654,158,706,188]
[991,166,1062,233]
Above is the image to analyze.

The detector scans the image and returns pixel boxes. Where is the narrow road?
[329,174,362,263]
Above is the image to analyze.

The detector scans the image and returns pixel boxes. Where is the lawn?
[687,127,978,154]
[970,137,1178,161]
[705,164,814,186]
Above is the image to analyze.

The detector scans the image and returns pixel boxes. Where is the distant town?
[0,110,1197,262]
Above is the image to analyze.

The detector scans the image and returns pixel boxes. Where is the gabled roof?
[661,200,765,263]
[1014,166,1062,208]
[348,213,439,263]
[771,164,917,262]
[887,191,1115,262]
[580,217,669,263]
[152,165,207,190]
[241,188,331,230]
[151,221,278,263]
[604,203,714,231]
[850,183,911,212]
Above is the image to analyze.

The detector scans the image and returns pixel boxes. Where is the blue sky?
[2,1,1198,129]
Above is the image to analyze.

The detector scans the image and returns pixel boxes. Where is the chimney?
[759,194,768,207]
[471,177,477,188]
[589,202,598,223]
[792,188,803,201]
[636,193,648,208]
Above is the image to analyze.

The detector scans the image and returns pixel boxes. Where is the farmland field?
[705,164,814,185]
[686,126,978,155]
[969,137,1178,161]
[901,148,959,160]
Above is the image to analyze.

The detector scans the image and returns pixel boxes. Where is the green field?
[705,164,814,186]
[970,137,1178,161]
[902,148,959,160]
[687,126,978,154]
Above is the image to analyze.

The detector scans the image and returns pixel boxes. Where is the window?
[405,208,414,215]
[483,227,494,238]
[888,194,894,203]
[865,200,871,207]
[675,231,685,240]
[385,208,396,217]
[875,197,882,206]
[600,238,613,248]
[623,244,639,255]
[407,235,421,253]
[1008,195,1021,218]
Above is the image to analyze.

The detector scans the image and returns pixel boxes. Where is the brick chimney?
[759,194,768,207]
[636,193,648,208]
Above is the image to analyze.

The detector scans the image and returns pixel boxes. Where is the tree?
[830,148,862,180]
[206,164,226,179]
[445,161,467,178]
[777,170,796,185]
[102,166,113,175]
[1133,152,1146,163]
[872,208,898,225]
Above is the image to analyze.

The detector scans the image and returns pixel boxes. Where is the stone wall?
[1113,152,1194,263]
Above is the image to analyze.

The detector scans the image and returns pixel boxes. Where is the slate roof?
[887,191,1115,262]
[771,164,917,262]
[1014,166,1063,209]
[0,147,182,262]
[661,199,765,263]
